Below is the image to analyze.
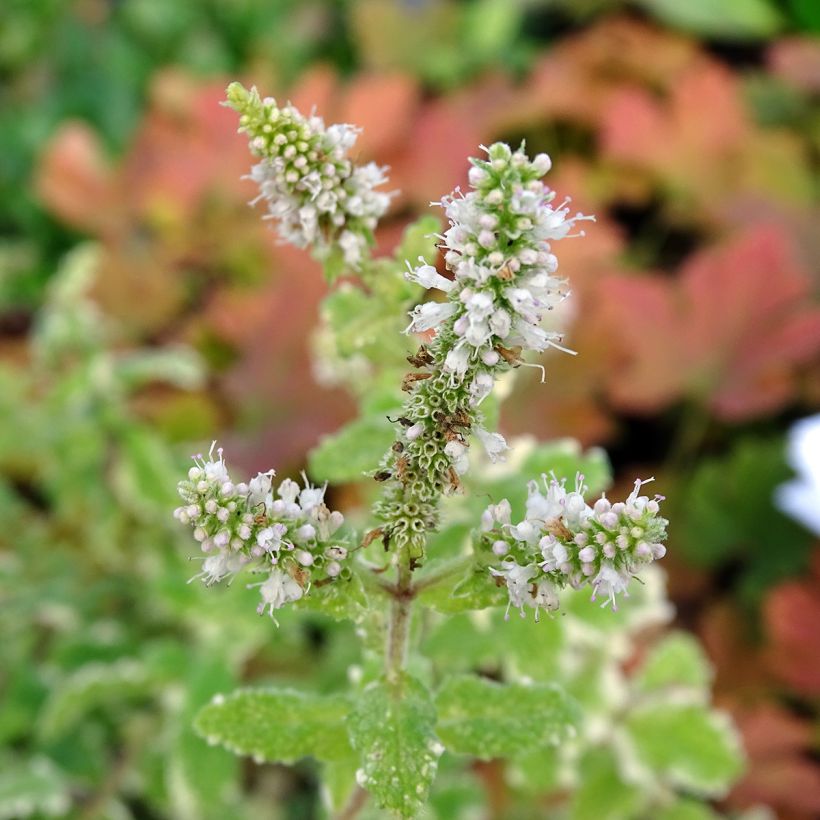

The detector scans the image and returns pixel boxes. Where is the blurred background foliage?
[1,0,819,817]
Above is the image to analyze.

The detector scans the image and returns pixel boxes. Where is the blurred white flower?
[775,414,820,536]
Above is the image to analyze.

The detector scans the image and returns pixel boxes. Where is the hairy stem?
[385,558,414,683]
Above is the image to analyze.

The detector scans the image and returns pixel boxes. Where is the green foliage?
[309,415,397,483]
[195,688,351,765]
[347,675,441,817]
[637,0,784,38]
[635,632,713,693]
[625,704,744,795]
[436,675,579,759]
[0,757,70,819]
[569,749,645,820]
[38,657,162,742]
[678,436,812,601]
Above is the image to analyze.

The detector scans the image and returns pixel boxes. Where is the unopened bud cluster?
[481,475,668,619]
[225,82,391,267]
[174,443,350,618]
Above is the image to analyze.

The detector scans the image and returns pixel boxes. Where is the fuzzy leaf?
[0,757,70,819]
[419,565,507,614]
[395,214,441,265]
[294,572,369,622]
[38,658,161,742]
[347,674,441,818]
[308,415,396,484]
[635,632,713,693]
[194,688,351,764]
[625,704,744,795]
[436,675,579,760]
[571,748,645,820]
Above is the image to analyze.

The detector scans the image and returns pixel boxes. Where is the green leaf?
[436,675,579,760]
[656,799,721,820]
[38,658,160,742]
[635,632,712,693]
[394,214,441,266]
[321,753,361,813]
[0,757,70,819]
[113,425,180,517]
[347,674,441,818]
[308,415,395,484]
[321,245,347,284]
[419,565,507,613]
[679,437,811,601]
[625,704,744,795]
[637,0,783,39]
[570,748,646,820]
[165,655,242,819]
[294,572,369,621]
[194,688,351,764]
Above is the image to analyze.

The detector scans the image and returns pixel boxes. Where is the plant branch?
[333,784,369,820]
[385,556,414,683]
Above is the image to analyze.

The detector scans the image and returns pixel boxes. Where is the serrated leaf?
[625,704,744,795]
[194,688,351,764]
[0,757,70,819]
[570,748,646,820]
[294,572,369,621]
[347,674,441,818]
[637,0,783,39]
[308,415,395,484]
[419,565,507,614]
[436,675,579,760]
[636,632,712,693]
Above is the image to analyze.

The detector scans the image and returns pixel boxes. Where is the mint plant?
[171,84,744,819]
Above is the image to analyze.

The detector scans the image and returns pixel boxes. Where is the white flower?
[591,563,631,610]
[256,569,304,616]
[474,426,508,462]
[444,439,469,474]
[406,301,458,333]
[444,345,471,380]
[490,561,537,619]
[776,414,820,535]
[257,523,286,552]
[481,499,512,531]
[189,551,244,586]
[247,470,275,509]
[405,259,454,292]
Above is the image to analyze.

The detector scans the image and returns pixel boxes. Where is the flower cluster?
[480,474,668,619]
[225,82,391,267]
[173,443,350,618]
[371,144,593,558]
[402,142,592,470]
